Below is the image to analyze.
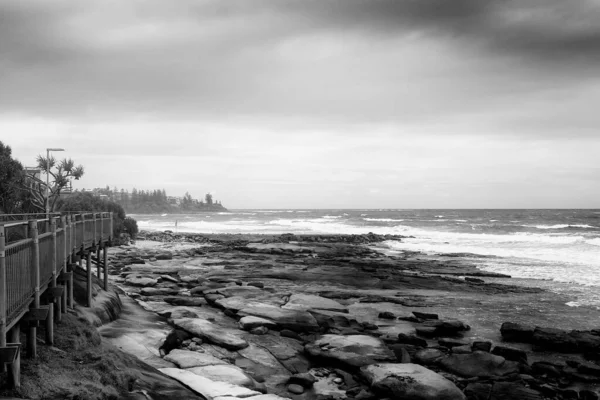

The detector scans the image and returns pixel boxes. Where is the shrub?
[123,217,139,239]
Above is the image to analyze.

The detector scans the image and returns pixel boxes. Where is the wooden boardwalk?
[0,212,113,389]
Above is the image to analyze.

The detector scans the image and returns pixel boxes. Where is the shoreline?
[106,230,600,399]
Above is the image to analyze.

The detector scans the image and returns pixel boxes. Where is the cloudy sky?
[1,0,599,208]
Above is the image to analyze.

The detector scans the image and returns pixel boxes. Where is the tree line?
[92,187,226,213]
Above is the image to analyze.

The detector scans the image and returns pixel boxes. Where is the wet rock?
[125,275,158,287]
[472,341,492,352]
[288,372,317,388]
[305,334,396,369]
[489,382,543,400]
[438,351,520,378]
[500,322,535,343]
[238,303,320,332]
[251,326,269,335]
[452,344,472,354]
[283,294,348,313]
[491,345,528,363]
[419,319,470,337]
[464,382,492,400]
[159,368,260,399]
[172,318,249,350]
[397,334,427,347]
[532,327,578,353]
[414,348,445,366]
[378,311,396,320]
[288,383,305,394]
[159,329,191,355]
[438,338,470,349]
[140,287,180,296]
[280,329,303,341]
[239,316,279,331]
[164,297,207,307]
[361,363,466,400]
[248,281,265,288]
[412,311,438,320]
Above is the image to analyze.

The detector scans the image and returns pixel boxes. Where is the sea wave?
[363,218,405,222]
[525,224,597,230]
[588,238,600,247]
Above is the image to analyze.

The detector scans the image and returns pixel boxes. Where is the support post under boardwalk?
[86,251,92,307]
[9,324,20,390]
[28,221,40,359]
[103,244,108,290]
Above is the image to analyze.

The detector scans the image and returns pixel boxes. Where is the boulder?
[420,319,470,336]
[570,330,600,352]
[288,372,317,388]
[412,312,438,320]
[500,322,534,343]
[238,304,319,332]
[239,316,279,331]
[361,363,466,400]
[472,341,492,352]
[283,294,348,313]
[438,351,519,378]
[532,327,578,353]
[172,318,248,350]
[163,349,227,368]
[378,311,396,320]
[491,345,528,363]
[414,348,445,366]
[305,335,396,369]
[159,329,191,354]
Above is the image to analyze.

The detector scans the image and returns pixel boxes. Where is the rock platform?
[104,231,600,400]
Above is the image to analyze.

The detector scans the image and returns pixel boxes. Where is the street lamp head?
[47,148,65,152]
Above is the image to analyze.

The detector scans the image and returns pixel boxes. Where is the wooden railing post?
[86,250,92,308]
[60,216,68,314]
[46,220,57,341]
[109,212,114,244]
[28,220,39,359]
[0,228,7,349]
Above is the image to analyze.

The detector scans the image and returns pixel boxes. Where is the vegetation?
[123,216,139,239]
[94,186,226,214]
[0,141,25,213]
[57,192,131,239]
[23,154,84,213]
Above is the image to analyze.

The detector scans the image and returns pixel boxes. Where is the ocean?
[134,209,600,310]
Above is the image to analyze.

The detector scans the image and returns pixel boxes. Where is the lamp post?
[46,148,65,218]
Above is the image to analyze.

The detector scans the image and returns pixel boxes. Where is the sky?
[1,0,599,209]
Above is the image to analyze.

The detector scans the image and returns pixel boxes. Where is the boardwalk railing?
[0,212,113,389]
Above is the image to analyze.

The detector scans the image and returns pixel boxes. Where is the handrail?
[0,212,113,330]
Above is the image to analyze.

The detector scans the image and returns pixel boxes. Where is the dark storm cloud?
[0,0,598,128]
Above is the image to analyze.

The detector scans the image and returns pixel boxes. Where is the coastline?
[104,230,600,399]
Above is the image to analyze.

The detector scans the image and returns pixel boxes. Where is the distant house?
[167,196,181,205]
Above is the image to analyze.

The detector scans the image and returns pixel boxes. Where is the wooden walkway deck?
[0,212,113,389]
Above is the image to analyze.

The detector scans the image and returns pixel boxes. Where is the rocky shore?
[105,230,600,400]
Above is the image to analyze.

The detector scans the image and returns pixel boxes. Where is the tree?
[205,193,213,205]
[23,155,84,213]
[0,141,25,213]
